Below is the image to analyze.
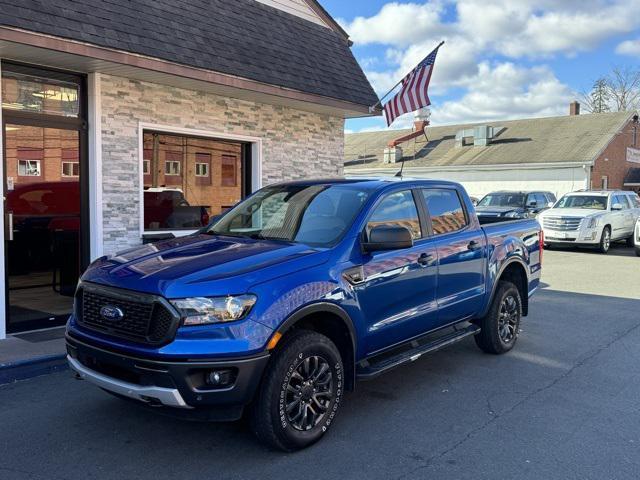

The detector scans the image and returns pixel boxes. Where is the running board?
[356,324,481,380]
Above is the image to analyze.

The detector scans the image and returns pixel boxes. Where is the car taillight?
[539,230,544,265]
[201,210,210,227]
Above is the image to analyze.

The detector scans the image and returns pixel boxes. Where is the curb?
[0,354,68,385]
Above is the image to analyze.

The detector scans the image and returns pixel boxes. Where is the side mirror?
[612,203,623,211]
[547,201,555,208]
[471,198,479,206]
[527,201,537,208]
[363,225,413,252]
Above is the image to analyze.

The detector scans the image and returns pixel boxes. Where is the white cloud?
[616,38,640,56]
[343,2,449,47]
[430,63,572,124]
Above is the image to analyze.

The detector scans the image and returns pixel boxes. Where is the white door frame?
[0,61,6,339]
[136,122,263,238]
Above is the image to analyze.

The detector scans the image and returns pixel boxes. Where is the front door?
[1,63,87,333]
[356,189,439,354]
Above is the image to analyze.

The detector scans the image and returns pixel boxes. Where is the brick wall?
[100,74,344,254]
[591,118,639,190]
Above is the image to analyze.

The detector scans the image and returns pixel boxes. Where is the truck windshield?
[207,184,369,246]
[555,195,608,210]
[477,193,525,207]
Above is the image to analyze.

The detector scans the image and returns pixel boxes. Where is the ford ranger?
[66,178,542,451]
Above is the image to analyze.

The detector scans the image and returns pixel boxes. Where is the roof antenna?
[394,159,405,178]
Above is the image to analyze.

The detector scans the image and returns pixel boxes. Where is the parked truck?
[66,179,542,451]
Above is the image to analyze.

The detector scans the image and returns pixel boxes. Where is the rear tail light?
[201,209,210,227]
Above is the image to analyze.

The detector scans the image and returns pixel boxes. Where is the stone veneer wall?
[100,74,344,254]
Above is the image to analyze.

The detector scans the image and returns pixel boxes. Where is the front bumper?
[543,226,600,245]
[66,335,270,420]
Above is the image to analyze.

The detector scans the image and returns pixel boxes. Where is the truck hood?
[475,206,524,216]
[540,208,605,218]
[82,234,330,298]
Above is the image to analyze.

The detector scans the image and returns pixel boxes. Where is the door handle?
[5,213,13,241]
[467,240,481,251]
[417,252,434,265]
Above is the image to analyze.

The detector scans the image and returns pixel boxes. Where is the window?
[210,184,369,247]
[629,194,640,208]
[555,195,607,210]
[142,131,245,230]
[478,192,525,208]
[601,176,608,189]
[222,155,237,186]
[18,159,41,176]
[62,161,79,177]
[1,70,79,117]
[612,194,630,209]
[165,160,181,176]
[195,162,209,177]
[422,189,467,235]
[194,152,211,186]
[366,190,421,239]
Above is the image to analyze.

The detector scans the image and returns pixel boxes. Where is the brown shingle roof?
[345,111,634,170]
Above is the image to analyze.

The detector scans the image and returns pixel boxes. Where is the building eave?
[345,160,595,175]
[0,26,376,119]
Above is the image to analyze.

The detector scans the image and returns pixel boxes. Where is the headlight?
[172,295,257,326]
[587,217,599,229]
[505,211,526,218]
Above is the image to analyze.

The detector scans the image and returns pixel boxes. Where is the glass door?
[2,63,87,333]
[3,125,80,331]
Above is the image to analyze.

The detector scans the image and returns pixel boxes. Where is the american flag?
[383,45,441,126]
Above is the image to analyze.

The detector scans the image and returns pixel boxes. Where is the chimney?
[569,101,580,116]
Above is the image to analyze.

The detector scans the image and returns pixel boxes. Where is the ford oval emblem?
[100,305,124,321]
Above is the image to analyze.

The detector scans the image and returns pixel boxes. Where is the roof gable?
[0,0,377,108]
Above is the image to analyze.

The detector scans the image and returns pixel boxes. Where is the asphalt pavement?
[1,244,639,480]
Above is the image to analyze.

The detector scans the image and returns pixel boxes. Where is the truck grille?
[542,216,582,231]
[76,283,180,345]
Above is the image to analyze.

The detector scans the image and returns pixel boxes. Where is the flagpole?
[368,40,444,113]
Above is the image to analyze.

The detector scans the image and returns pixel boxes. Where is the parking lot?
[1,245,639,480]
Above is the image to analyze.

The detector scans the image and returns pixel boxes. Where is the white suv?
[538,190,640,254]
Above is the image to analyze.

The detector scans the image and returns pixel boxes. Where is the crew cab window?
[629,194,640,208]
[366,190,421,240]
[422,189,467,234]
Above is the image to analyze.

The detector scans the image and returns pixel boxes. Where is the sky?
[320,0,640,133]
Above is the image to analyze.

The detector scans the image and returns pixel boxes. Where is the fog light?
[206,369,234,387]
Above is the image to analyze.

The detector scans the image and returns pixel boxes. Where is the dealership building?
[0,0,377,338]
[345,106,640,199]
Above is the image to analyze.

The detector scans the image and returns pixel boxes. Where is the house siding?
[100,74,344,254]
[591,118,639,190]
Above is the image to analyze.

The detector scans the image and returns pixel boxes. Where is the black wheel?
[250,330,343,451]
[626,235,635,248]
[475,281,522,354]
[636,247,640,257]
[598,226,611,254]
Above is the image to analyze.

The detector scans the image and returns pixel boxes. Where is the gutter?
[346,161,595,175]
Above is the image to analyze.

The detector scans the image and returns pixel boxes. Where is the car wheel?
[250,329,343,451]
[635,247,640,257]
[598,226,611,254]
[474,281,522,355]
[626,235,635,248]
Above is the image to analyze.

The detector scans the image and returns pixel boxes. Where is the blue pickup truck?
[66,178,542,451]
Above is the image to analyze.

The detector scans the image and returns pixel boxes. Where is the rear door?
[357,189,439,354]
[420,188,487,326]
[611,194,632,239]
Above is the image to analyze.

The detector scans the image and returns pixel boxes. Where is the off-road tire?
[598,226,611,254]
[249,330,343,451]
[474,281,522,354]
